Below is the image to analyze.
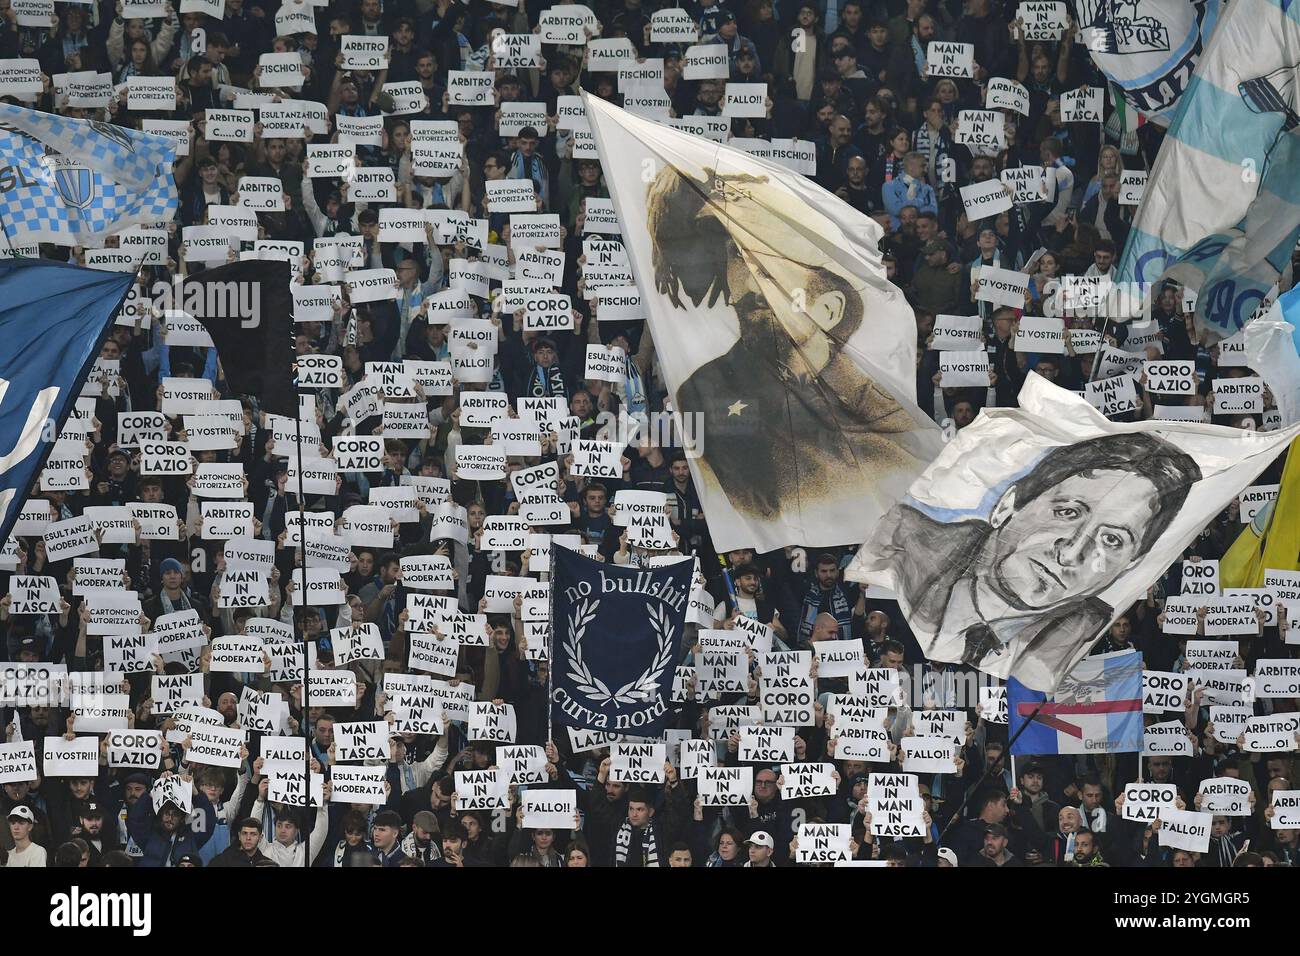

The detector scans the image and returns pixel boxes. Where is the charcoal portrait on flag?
[586,93,944,553]
[551,544,691,736]
[849,373,1300,691]
[647,165,920,517]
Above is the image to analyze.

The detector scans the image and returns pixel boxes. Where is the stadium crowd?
[0,0,1295,869]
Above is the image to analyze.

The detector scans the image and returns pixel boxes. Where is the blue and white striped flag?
[0,103,177,247]
[1115,0,1300,342]
[1070,0,1220,127]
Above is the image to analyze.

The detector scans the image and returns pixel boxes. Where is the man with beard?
[1069,829,1108,866]
[797,554,858,643]
[583,756,629,865]
[608,781,691,867]
[126,780,217,867]
[719,564,789,646]
[67,801,119,866]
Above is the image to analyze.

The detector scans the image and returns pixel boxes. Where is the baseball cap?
[8,806,35,823]
[745,831,774,848]
[984,822,1009,839]
[412,810,438,833]
[79,800,104,819]
[6,634,39,658]
[923,239,947,254]
[936,847,959,866]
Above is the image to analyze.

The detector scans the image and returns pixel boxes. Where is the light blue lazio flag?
[1070,0,1220,126]
[1115,0,1300,342]
[0,103,177,246]
[0,259,135,546]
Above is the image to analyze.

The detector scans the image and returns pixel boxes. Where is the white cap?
[746,830,774,848]
[936,847,959,866]
[7,805,34,823]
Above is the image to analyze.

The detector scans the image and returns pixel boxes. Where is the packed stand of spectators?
[0,0,1295,869]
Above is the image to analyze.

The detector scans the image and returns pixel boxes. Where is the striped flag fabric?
[1115,0,1300,342]
[1071,0,1219,127]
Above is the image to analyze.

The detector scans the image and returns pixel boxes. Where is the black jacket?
[209,844,274,867]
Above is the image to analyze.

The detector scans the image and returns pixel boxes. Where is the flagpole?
[293,362,312,870]
[718,553,736,617]
[546,541,555,746]
[0,211,16,256]
[936,698,1046,847]
[1087,315,1111,383]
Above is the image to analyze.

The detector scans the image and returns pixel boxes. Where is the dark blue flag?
[551,545,692,736]
[0,259,134,546]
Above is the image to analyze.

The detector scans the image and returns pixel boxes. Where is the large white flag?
[583,93,943,553]
[847,373,1300,692]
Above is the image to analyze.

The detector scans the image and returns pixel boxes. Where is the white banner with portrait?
[585,93,943,553]
[847,374,1299,691]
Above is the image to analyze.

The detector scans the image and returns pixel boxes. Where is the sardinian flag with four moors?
[551,545,691,736]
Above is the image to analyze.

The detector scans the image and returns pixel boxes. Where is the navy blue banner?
[551,546,692,736]
[0,259,134,548]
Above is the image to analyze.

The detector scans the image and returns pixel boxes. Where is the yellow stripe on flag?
[1221,439,1299,588]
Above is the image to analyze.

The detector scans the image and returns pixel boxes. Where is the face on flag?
[848,373,1300,692]
[585,93,943,553]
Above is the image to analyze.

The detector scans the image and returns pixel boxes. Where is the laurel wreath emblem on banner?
[564,598,675,707]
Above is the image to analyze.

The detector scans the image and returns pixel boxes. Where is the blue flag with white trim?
[0,259,135,547]
[0,103,177,246]
[551,545,692,737]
